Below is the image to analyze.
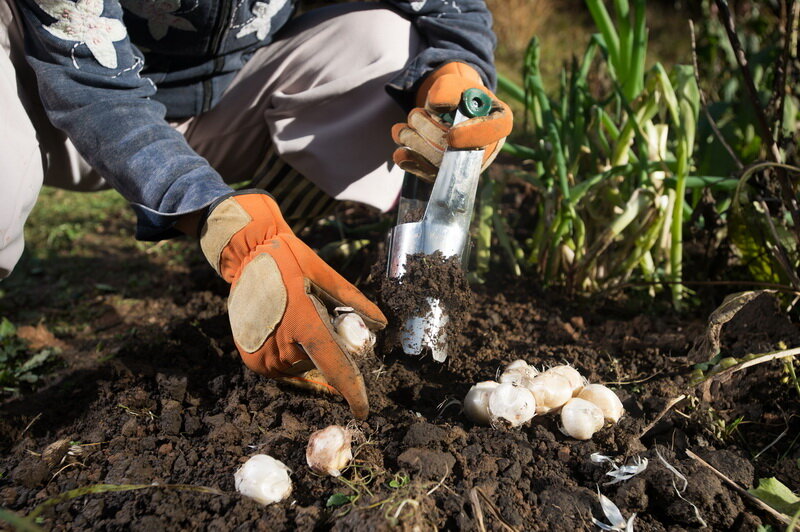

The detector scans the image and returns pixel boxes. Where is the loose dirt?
[1,215,799,531]
[377,251,473,359]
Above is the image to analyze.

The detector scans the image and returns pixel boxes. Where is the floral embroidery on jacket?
[121,0,196,40]
[236,0,286,40]
[34,0,127,68]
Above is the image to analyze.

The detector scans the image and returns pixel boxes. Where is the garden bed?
[1,214,798,530]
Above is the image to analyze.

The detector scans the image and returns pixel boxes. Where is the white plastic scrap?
[592,488,636,531]
[655,448,706,528]
[604,457,648,486]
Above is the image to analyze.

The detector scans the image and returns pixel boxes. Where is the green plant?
[489,0,724,306]
[0,318,59,395]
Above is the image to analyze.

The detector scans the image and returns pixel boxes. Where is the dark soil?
[378,251,473,359]
[2,206,800,531]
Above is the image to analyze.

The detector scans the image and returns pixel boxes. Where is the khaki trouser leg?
[0,0,105,278]
[1,1,417,276]
[1,0,43,278]
[183,3,418,214]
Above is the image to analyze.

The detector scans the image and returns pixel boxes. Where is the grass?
[484,0,709,307]
[21,188,131,256]
[323,436,443,528]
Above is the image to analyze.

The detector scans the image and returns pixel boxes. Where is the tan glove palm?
[200,192,386,419]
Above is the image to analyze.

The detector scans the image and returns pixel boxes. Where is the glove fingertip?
[396,158,437,182]
[391,123,407,144]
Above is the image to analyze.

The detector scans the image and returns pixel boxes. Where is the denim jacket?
[15,0,496,240]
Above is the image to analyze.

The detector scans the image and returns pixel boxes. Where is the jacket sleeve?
[15,0,234,241]
[381,0,496,107]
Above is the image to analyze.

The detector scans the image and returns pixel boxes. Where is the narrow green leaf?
[625,0,647,100]
[0,508,43,532]
[0,318,16,339]
[585,0,620,74]
[496,73,525,104]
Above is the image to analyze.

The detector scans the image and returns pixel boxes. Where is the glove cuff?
[199,190,288,281]
[415,62,484,108]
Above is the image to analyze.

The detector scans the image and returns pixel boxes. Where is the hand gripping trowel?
[386,88,492,362]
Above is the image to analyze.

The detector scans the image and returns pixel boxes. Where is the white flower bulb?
[544,365,587,396]
[578,384,624,423]
[463,381,499,425]
[560,398,604,440]
[333,312,375,355]
[526,373,573,414]
[306,425,353,477]
[499,359,539,388]
[487,382,537,427]
[234,455,292,505]
[505,359,532,372]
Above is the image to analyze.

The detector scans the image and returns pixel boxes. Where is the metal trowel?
[386,88,492,362]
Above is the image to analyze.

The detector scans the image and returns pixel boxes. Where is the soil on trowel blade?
[377,251,473,359]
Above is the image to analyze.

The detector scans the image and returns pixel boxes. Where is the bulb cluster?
[464,360,624,440]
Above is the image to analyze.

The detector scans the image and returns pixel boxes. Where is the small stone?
[183,410,202,435]
[403,422,448,447]
[204,413,226,429]
[557,446,571,462]
[160,400,183,436]
[121,418,138,437]
[156,373,188,403]
[12,458,49,489]
[397,448,455,480]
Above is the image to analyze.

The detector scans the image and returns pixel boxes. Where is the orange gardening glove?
[392,62,513,181]
[199,192,387,419]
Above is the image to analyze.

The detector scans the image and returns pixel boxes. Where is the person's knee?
[331,7,421,74]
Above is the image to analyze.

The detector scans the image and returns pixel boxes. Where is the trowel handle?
[394,88,492,224]
[442,88,493,125]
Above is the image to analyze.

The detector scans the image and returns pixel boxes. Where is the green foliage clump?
[0,318,59,395]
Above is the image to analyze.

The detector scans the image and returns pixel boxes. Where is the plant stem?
[670,140,688,308]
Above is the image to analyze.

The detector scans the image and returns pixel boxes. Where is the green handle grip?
[441,88,492,124]
[459,88,492,118]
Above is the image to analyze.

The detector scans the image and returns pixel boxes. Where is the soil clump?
[377,251,473,359]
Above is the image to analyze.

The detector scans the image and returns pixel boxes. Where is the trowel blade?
[400,297,449,362]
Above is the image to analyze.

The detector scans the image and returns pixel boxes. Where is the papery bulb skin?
[543,365,586,396]
[333,313,376,355]
[306,425,353,477]
[499,360,539,388]
[487,382,537,427]
[526,373,573,415]
[464,381,499,425]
